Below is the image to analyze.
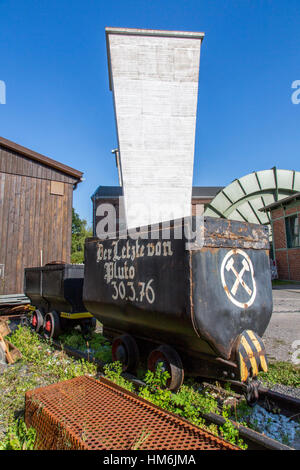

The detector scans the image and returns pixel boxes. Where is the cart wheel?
[31,309,44,333]
[147,344,184,392]
[112,334,139,373]
[43,311,62,339]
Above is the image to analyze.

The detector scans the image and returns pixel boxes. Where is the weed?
[0,418,36,450]
[130,428,151,450]
[138,364,245,446]
[103,361,134,392]
[258,361,300,388]
[220,407,248,450]
[0,326,97,443]
[59,329,112,363]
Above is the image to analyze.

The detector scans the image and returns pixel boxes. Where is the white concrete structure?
[106,27,204,228]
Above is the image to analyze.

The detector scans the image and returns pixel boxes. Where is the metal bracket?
[245,378,260,406]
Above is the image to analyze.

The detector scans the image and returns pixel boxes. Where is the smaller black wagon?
[24,263,95,338]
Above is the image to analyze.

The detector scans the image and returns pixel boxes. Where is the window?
[285,214,300,248]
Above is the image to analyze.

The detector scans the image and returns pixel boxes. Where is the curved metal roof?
[204,168,300,225]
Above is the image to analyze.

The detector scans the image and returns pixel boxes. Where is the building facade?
[0,137,82,296]
[262,193,300,281]
[91,185,223,236]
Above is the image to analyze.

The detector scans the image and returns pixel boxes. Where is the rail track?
[7,314,300,450]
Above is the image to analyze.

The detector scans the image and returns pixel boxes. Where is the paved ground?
[263,285,300,363]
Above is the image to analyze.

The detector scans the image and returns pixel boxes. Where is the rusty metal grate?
[25,376,238,450]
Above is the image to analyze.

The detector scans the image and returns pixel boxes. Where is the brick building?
[261,192,300,281]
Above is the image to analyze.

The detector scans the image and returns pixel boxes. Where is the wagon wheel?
[43,311,62,339]
[31,309,44,333]
[147,344,184,392]
[112,334,139,373]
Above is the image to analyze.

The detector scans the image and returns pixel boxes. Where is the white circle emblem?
[220,249,256,309]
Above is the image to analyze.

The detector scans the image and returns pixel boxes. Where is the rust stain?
[25,376,238,450]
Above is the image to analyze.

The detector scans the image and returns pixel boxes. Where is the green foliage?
[220,408,248,450]
[173,385,219,415]
[9,326,97,382]
[103,361,135,392]
[0,326,97,444]
[142,362,170,391]
[139,364,218,430]
[71,208,92,264]
[220,406,248,450]
[258,361,300,387]
[234,398,251,422]
[139,363,173,410]
[59,329,112,363]
[0,419,36,450]
[138,365,246,448]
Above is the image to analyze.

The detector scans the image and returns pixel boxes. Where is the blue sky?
[0,0,299,225]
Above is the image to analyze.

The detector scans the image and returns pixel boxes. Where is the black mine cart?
[24,263,95,338]
[83,216,272,395]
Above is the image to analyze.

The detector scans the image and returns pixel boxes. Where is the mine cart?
[83,216,272,395]
[24,263,95,338]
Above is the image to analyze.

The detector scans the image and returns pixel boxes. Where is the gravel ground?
[268,383,300,400]
[262,286,300,364]
[243,404,300,447]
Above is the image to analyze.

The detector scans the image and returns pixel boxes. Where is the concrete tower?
[106,27,204,229]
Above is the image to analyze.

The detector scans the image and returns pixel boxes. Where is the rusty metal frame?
[25,375,238,450]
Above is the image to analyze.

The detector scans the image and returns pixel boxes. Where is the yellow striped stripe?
[239,352,248,382]
[259,354,268,372]
[247,330,261,352]
[247,330,268,372]
[241,336,258,376]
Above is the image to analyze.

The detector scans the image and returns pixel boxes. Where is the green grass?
[272,279,300,286]
[0,418,36,450]
[258,361,300,388]
[58,329,112,363]
[0,325,97,448]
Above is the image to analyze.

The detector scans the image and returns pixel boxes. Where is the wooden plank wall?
[0,146,76,295]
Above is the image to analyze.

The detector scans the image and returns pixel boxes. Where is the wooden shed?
[0,137,83,297]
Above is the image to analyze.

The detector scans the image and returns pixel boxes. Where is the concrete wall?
[106,28,204,228]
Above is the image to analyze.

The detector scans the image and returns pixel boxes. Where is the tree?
[71,208,92,264]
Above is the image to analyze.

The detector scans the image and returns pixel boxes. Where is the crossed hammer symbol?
[225,257,252,296]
